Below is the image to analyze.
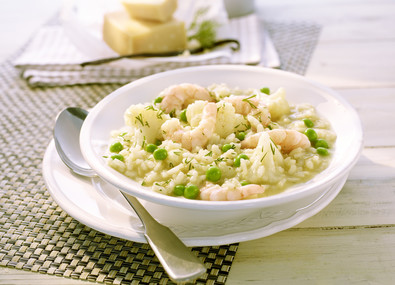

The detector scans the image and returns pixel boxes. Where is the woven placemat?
[265,21,321,74]
[0,20,321,284]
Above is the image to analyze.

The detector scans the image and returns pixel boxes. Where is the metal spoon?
[53,107,206,283]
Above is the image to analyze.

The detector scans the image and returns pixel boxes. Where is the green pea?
[304,128,318,142]
[154,96,163,104]
[111,154,124,161]
[316,147,329,156]
[240,180,249,186]
[303,118,314,128]
[260,87,270,95]
[109,142,123,153]
[236,131,246,141]
[206,166,222,182]
[234,154,249,167]
[184,185,200,199]
[238,154,249,160]
[234,158,242,167]
[315,139,329,149]
[221,143,234,153]
[154,139,162,146]
[146,144,157,153]
[173,184,185,196]
[180,109,187,122]
[153,148,168,160]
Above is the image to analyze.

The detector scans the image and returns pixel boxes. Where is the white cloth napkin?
[14,12,279,86]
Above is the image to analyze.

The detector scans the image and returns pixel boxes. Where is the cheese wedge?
[122,0,177,22]
[103,10,186,55]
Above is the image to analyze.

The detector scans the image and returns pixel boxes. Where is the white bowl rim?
[80,65,363,211]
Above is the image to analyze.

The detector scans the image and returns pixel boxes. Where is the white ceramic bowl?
[80,65,363,239]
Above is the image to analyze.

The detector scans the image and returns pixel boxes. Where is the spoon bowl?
[54,108,96,177]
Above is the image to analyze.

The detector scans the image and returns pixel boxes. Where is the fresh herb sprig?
[188,7,220,49]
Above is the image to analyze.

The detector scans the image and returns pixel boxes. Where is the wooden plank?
[298,177,395,228]
[228,227,395,284]
[256,1,395,88]
[306,41,395,89]
[320,18,395,43]
[256,1,395,89]
[348,147,395,181]
[297,147,395,228]
[338,88,395,147]
[257,0,395,42]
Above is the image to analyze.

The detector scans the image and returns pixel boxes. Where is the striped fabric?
[15,14,265,87]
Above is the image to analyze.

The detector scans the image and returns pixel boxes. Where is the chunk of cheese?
[122,0,177,22]
[103,10,186,55]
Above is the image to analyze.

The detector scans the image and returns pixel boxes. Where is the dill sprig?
[270,141,276,155]
[188,7,220,49]
[242,95,258,109]
[135,113,144,126]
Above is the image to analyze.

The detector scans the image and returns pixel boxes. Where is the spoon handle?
[120,192,206,283]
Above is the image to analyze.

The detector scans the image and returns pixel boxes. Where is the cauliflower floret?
[267,87,290,121]
[215,102,249,138]
[124,104,170,143]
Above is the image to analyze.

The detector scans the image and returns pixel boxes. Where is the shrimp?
[224,95,271,126]
[161,102,217,150]
[159,83,215,113]
[200,183,266,201]
[240,133,262,149]
[241,129,311,153]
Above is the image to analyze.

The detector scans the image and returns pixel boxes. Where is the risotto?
[105,83,336,201]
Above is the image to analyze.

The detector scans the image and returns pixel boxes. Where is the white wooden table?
[1,0,395,284]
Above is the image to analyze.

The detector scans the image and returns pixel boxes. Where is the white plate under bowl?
[43,140,347,246]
